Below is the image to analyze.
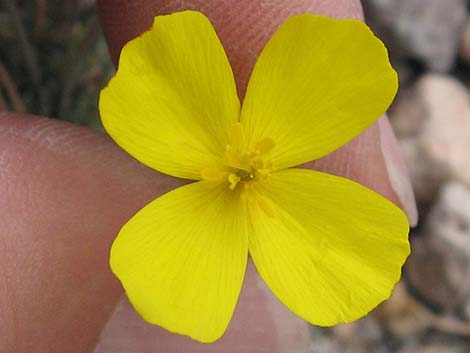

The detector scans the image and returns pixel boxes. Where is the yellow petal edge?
[99,11,240,180]
[110,181,249,342]
[241,14,398,170]
[248,168,410,326]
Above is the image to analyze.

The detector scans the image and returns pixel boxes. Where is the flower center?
[201,123,275,191]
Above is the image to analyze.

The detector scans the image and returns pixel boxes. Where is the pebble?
[417,75,470,184]
[399,138,448,207]
[406,181,470,312]
[309,318,385,353]
[363,0,467,72]
[464,299,470,321]
[389,88,428,138]
[374,282,428,338]
[460,18,470,62]
[397,346,456,353]
[390,74,470,205]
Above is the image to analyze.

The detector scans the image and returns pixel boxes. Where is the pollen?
[200,123,275,191]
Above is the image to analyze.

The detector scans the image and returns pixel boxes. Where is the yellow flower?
[99,11,410,343]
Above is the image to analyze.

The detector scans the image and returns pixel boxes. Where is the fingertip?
[97,0,415,214]
[98,0,363,96]
[0,113,181,353]
[95,262,311,353]
[379,117,418,226]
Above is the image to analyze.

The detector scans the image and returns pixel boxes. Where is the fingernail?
[95,262,311,353]
[379,117,419,226]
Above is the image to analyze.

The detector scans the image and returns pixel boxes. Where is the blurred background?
[0,0,111,127]
[0,1,469,353]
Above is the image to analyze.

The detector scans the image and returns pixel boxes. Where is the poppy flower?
[99,10,410,343]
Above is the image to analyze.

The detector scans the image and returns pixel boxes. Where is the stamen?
[253,138,275,155]
[228,122,245,150]
[225,146,241,168]
[263,160,273,170]
[225,145,251,171]
[228,173,241,190]
[251,158,263,170]
[255,168,270,180]
[216,125,276,191]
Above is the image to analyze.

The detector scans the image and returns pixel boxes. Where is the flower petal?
[241,14,398,170]
[100,11,240,180]
[248,168,409,325]
[110,181,248,342]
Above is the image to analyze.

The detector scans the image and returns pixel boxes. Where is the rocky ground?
[309,1,470,352]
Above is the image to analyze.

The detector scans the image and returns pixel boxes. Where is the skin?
[0,1,417,352]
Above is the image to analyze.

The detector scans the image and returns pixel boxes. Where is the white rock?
[391,74,470,189]
[417,75,470,184]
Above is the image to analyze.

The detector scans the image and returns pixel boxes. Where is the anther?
[228,173,241,190]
